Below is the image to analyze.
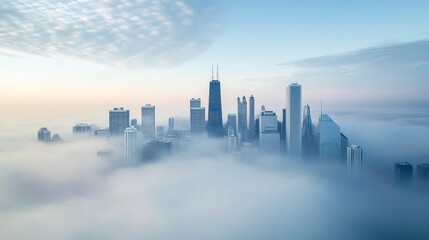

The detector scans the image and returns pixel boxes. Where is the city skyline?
[1,1,429,239]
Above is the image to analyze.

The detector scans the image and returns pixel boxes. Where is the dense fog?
[1,109,429,239]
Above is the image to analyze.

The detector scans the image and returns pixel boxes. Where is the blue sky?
[1,0,429,123]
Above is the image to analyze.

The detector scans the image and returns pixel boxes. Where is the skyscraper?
[317,113,341,160]
[207,65,223,137]
[417,163,429,182]
[109,107,130,136]
[286,83,302,157]
[73,123,91,135]
[141,104,155,139]
[190,98,201,108]
[340,132,349,163]
[394,162,413,185]
[190,98,206,136]
[237,96,248,141]
[124,126,137,167]
[226,114,237,136]
[259,108,280,154]
[37,127,51,141]
[168,117,174,132]
[301,105,318,159]
[130,119,138,128]
[347,145,363,170]
[248,95,255,140]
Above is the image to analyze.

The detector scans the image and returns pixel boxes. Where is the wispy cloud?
[0,0,221,68]
[278,39,429,107]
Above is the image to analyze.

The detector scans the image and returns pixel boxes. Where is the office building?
[416,163,429,182]
[347,145,363,170]
[190,98,206,136]
[237,96,248,141]
[301,105,317,159]
[38,127,51,141]
[286,83,302,157]
[168,117,175,134]
[259,109,280,154]
[156,126,165,138]
[207,65,223,137]
[73,123,91,135]
[341,133,349,163]
[280,108,287,152]
[141,104,155,139]
[124,126,137,167]
[94,128,109,138]
[190,98,201,108]
[131,119,138,128]
[248,95,255,140]
[226,114,237,136]
[394,162,413,185]
[109,107,130,136]
[228,134,238,153]
[317,113,341,160]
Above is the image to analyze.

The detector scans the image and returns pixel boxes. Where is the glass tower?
[109,107,130,136]
[286,83,302,157]
[208,66,223,137]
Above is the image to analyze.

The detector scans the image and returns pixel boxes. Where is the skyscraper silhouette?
[286,83,302,157]
[301,105,318,159]
[208,65,223,137]
[237,96,248,141]
[317,113,341,160]
[190,98,206,136]
[248,95,255,140]
[124,126,137,167]
[109,107,130,136]
[141,104,155,139]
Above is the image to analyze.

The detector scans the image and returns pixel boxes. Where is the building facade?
[259,109,280,154]
[301,105,318,159]
[237,96,248,141]
[38,127,51,141]
[109,107,130,136]
[207,68,223,137]
[248,95,255,140]
[286,83,302,157]
[124,126,137,167]
[190,98,206,136]
[347,145,363,170]
[317,113,341,160]
[141,104,155,139]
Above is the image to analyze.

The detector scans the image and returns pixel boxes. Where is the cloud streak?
[0,0,220,67]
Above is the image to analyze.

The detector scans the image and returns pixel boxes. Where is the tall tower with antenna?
[208,65,223,137]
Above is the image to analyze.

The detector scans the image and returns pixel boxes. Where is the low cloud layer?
[1,125,429,239]
[0,0,220,67]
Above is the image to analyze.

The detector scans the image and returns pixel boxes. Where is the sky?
[1,0,429,127]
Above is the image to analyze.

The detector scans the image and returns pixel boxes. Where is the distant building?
[190,98,201,108]
[51,134,62,142]
[228,134,238,153]
[168,117,175,133]
[237,96,248,141]
[416,163,429,182]
[394,162,413,185]
[38,127,51,141]
[156,126,165,138]
[73,123,91,135]
[94,128,109,138]
[248,95,255,141]
[317,113,341,160]
[207,66,223,137]
[141,104,155,139]
[301,105,317,159]
[142,140,172,161]
[340,133,349,163]
[109,107,130,136]
[347,145,363,170]
[124,126,137,167]
[259,109,280,154]
[190,98,206,136]
[286,83,302,157]
[226,114,237,136]
[131,119,138,128]
[280,108,287,153]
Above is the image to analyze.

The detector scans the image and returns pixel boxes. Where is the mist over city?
[1,1,429,240]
